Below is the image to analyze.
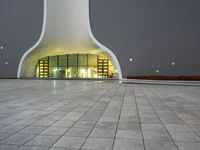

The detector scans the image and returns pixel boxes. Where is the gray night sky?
[0,0,200,77]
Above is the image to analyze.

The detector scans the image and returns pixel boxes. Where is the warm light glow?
[65,68,71,78]
[80,68,87,78]
[36,67,39,77]
[171,62,175,66]
[53,68,58,72]
[87,69,92,78]
[0,46,3,50]
[35,54,117,79]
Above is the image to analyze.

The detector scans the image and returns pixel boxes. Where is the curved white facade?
[17,0,122,79]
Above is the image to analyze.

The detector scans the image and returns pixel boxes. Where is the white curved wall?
[17,0,122,79]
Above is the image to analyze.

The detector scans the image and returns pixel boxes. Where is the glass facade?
[35,54,117,79]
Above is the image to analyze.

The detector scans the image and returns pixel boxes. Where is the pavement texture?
[0,79,200,150]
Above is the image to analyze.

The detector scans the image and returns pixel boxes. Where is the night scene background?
[0,0,200,78]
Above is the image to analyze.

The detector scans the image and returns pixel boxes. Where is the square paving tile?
[19,126,47,135]
[143,130,172,141]
[141,124,165,131]
[18,145,50,150]
[140,117,161,124]
[168,130,200,142]
[50,148,78,150]
[32,119,56,127]
[165,124,192,132]
[41,127,68,136]
[144,140,178,150]
[25,135,60,147]
[119,115,140,123]
[82,137,114,150]
[0,133,10,141]
[160,117,184,124]
[90,128,116,138]
[65,128,92,137]
[0,125,24,134]
[52,121,75,128]
[0,133,34,145]
[116,129,142,139]
[189,124,200,132]
[113,139,144,150]
[118,122,140,130]
[96,122,118,129]
[0,144,19,150]
[0,118,18,125]
[53,136,85,149]
[176,142,200,150]
[73,121,96,129]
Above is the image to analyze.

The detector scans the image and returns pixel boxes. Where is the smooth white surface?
[17,0,122,78]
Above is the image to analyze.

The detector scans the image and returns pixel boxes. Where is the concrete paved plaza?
[0,80,200,150]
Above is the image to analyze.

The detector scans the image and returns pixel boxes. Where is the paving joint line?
[139,85,180,150]
[47,84,120,150]
[79,84,122,150]
[150,85,200,140]
[132,85,147,150]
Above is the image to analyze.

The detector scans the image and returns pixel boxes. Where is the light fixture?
[129,58,133,62]
[87,69,92,78]
[0,46,3,50]
[171,62,175,66]
[80,68,87,78]
[53,68,58,72]
[5,61,8,65]
[156,69,160,73]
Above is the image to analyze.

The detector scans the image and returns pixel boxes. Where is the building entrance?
[35,54,117,79]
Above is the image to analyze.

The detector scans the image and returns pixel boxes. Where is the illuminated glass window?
[35,54,116,79]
